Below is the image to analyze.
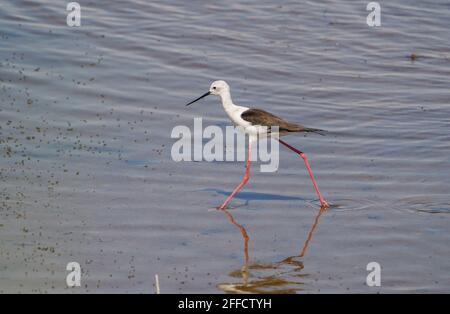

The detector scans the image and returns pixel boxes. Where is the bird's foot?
[320,200,330,210]
[216,204,227,210]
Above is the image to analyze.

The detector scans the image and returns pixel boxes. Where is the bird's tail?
[282,122,327,136]
[301,127,327,136]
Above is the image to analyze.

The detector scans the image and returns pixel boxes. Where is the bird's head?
[209,80,229,96]
[185,80,230,106]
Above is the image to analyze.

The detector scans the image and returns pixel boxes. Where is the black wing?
[241,108,325,135]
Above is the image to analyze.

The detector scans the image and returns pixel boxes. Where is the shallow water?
[0,0,449,293]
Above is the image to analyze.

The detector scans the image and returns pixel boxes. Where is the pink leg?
[278,139,329,209]
[218,142,251,210]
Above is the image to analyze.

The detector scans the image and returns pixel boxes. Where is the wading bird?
[186,80,329,209]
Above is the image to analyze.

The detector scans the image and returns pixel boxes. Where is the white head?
[185,80,230,106]
[209,80,230,96]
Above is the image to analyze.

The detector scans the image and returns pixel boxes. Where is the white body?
[210,80,275,140]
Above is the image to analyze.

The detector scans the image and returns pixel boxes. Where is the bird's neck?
[219,90,238,113]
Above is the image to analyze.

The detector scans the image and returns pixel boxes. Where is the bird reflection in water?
[217,206,327,294]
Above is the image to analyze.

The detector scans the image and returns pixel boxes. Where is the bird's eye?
[213,86,216,89]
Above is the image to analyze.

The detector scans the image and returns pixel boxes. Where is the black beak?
[185,91,211,106]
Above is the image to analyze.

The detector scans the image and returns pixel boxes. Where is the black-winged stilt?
[186,80,329,209]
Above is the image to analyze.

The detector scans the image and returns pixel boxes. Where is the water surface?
[0,0,449,293]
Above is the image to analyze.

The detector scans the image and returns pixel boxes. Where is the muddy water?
[0,0,449,293]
